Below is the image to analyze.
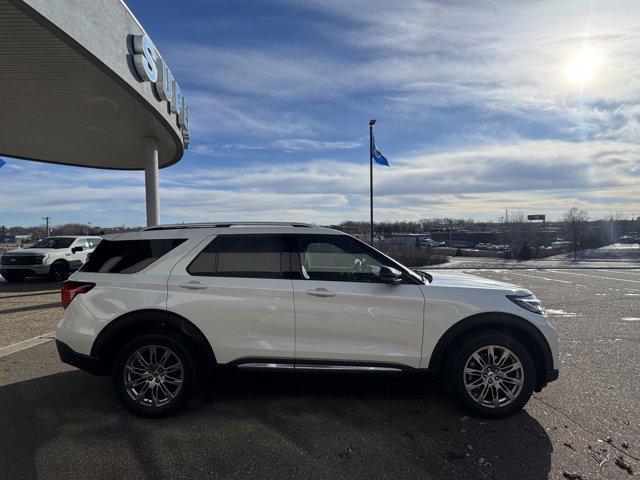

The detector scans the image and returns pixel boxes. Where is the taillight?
[61,281,95,309]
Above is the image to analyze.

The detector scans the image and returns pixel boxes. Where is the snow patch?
[546,309,577,318]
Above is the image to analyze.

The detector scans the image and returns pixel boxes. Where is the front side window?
[188,235,288,278]
[297,235,386,283]
[29,237,74,249]
[74,239,91,249]
[82,238,186,274]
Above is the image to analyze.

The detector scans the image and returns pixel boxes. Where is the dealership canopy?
[0,0,191,225]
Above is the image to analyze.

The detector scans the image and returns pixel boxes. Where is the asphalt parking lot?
[0,269,638,480]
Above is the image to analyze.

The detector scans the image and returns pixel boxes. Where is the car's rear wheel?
[1,270,26,282]
[48,261,69,281]
[113,333,196,418]
[447,332,535,418]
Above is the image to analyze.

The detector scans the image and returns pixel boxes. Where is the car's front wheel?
[447,332,535,418]
[48,261,69,281]
[113,333,196,418]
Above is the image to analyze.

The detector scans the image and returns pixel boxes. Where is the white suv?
[55,223,558,418]
[1,236,102,282]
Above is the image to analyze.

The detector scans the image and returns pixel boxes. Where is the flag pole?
[369,119,376,245]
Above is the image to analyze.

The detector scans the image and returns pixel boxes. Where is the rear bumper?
[56,339,107,375]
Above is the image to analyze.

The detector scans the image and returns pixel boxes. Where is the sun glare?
[565,48,601,88]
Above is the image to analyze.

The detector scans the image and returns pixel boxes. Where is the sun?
[565,48,601,87]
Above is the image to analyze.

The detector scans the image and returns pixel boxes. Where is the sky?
[1,0,640,227]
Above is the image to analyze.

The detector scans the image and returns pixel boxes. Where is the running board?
[237,363,293,370]
[296,364,403,372]
[236,362,404,373]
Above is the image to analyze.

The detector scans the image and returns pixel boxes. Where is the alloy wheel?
[123,345,184,408]
[462,345,524,408]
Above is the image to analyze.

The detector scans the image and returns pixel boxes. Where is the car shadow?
[0,276,61,294]
[0,369,552,479]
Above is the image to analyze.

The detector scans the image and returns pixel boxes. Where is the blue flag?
[0,158,5,169]
[372,138,389,167]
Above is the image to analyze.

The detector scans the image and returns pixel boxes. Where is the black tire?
[1,270,26,282]
[48,261,69,281]
[113,332,197,418]
[446,331,535,418]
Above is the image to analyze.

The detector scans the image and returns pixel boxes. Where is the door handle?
[306,288,336,298]
[179,281,207,290]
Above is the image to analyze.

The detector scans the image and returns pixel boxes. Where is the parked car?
[55,222,559,418]
[420,238,446,247]
[543,241,572,251]
[0,236,101,282]
[619,235,640,244]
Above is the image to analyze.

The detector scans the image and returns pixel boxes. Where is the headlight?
[507,294,545,315]
[40,255,48,264]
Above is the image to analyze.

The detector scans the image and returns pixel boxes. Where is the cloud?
[272,139,361,152]
[185,90,315,138]
[192,144,267,155]
[192,139,361,155]
[2,136,640,226]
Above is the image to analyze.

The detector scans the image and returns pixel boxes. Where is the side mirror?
[72,246,84,253]
[378,266,403,284]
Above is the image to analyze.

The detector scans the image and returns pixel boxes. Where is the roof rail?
[142,221,316,231]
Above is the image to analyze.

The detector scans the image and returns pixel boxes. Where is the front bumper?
[56,339,107,376]
[1,264,50,275]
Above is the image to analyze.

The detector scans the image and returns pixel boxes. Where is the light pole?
[368,119,376,245]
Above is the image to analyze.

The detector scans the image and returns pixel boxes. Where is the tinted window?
[297,235,386,283]
[82,239,186,274]
[188,235,287,278]
[187,240,218,275]
[29,237,74,249]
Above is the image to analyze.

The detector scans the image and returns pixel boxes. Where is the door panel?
[291,234,425,368]
[293,280,424,367]
[69,238,93,268]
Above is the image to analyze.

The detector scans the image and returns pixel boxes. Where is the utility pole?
[42,216,51,237]
[369,119,376,245]
[610,217,614,244]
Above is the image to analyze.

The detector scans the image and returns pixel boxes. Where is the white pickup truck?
[0,236,101,282]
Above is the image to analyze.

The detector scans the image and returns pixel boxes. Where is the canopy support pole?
[144,137,160,227]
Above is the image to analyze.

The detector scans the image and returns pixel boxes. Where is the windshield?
[29,237,74,249]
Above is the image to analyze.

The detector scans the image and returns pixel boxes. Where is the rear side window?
[188,235,288,278]
[82,239,186,274]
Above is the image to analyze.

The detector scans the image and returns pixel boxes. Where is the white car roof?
[102,223,344,241]
[45,235,97,239]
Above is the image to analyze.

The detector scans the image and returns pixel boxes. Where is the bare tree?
[562,207,589,261]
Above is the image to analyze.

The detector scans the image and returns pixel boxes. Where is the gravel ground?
[0,277,62,347]
[0,269,638,479]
